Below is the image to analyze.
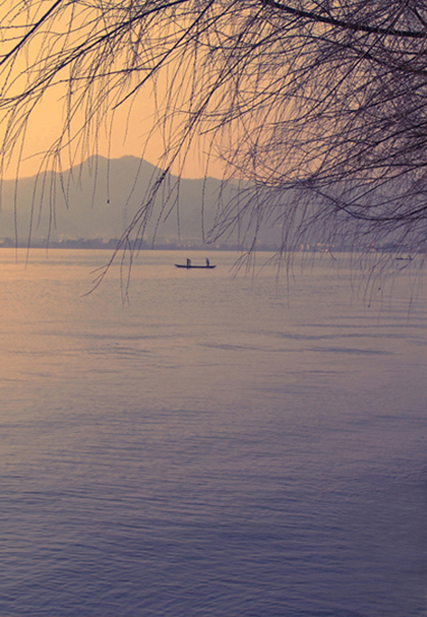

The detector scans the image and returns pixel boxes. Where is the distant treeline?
[0,237,261,251]
[0,237,420,254]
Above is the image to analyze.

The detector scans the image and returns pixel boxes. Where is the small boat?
[175,263,216,269]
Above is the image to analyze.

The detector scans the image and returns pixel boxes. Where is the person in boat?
[186,258,191,267]
[206,258,210,267]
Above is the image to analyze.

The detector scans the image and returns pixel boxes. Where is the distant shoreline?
[0,238,277,251]
[0,239,416,254]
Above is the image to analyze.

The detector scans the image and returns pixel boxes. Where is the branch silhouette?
[0,0,425,271]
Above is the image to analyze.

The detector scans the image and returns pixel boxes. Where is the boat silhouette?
[175,263,216,269]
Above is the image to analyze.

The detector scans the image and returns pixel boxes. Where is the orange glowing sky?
[0,0,234,182]
[2,86,220,180]
[0,0,230,182]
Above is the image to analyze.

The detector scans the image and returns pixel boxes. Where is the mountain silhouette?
[0,156,284,248]
[0,155,277,247]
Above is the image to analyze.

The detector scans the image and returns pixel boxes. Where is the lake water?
[0,249,426,617]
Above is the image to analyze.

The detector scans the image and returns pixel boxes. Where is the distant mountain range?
[0,155,281,249]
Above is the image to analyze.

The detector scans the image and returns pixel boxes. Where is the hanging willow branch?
[0,0,425,277]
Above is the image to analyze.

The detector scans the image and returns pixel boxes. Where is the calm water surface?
[0,249,426,616]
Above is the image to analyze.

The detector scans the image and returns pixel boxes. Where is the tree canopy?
[0,0,425,261]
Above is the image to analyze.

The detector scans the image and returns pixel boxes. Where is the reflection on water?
[0,249,426,616]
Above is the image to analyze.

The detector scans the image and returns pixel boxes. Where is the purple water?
[0,249,426,616]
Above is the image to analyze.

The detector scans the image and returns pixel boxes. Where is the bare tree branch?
[0,0,425,273]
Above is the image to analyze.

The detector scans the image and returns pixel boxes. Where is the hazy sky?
[0,0,232,181]
[2,86,220,180]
